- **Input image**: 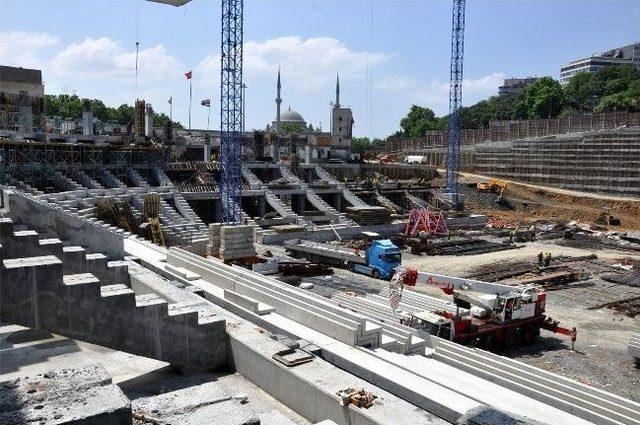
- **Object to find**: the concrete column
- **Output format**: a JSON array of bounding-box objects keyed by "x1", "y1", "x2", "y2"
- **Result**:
[
  {"x1": 334, "y1": 193, "x2": 342, "y2": 212},
  {"x1": 258, "y1": 196, "x2": 266, "y2": 217},
  {"x1": 145, "y1": 103, "x2": 154, "y2": 137},
  {"x1": 18, "y1": 92, "x2": 33, "y2": 133},
  {"x1": 82, "y1": 100, "x2": 93, "y2": 136}
]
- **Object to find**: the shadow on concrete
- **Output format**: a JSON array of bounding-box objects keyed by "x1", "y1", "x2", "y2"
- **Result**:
[
  {"x1": 501, "y1": 336, "x2": 571, "y2": 359},
  {"x1": 118, "y1": 364, "x2": 235, "y2": 400},
  {"x1": 0, "y1": 337, "x2": 81, "y2": 374},
  {"x1": 2, "y1": 328, "x2": 55, "y2": 347}
]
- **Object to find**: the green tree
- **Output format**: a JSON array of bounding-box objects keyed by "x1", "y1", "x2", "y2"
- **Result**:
[
  {"x1": 351, "y1": 137, "x2": 371, "y2": 155},
  {"x1": 44, "y1": 95, "x2": 61, "y2": 116},
  {"x1": 524, "y1": 77, "x2": 564, "y2": 119},
  {"x1": 399, "y1": 105, "x2": 447, "y2": 137},
  {"x1": 279, "y1": 122, "x2": 306, "y2": 134}
]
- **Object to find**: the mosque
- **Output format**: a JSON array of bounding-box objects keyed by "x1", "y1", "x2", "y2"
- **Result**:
[{"x1": 264, "y1": 69, "x2": 354, "y2": 162}]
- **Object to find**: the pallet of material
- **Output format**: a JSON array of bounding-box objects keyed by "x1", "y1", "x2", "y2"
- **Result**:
[
  {"x1": 270, "y1": 224, "x2": 306, "y2": 233},
  {"x1": 346, "y1": 206, "x2": 391, "y2": 225},
  {"x1": 219, "y1": 225, "x2": 256, "y2": 260}
]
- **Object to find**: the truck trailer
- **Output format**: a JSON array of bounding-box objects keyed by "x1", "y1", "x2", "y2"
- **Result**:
[{"x1": 284, "y1": 238, "x2": 401, "y2": 280}]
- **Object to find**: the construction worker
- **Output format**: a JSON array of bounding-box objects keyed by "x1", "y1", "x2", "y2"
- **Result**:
[
  {"x1": 544, "y1": 252, "x2": 552, "y2": 267},
  {"x1": 538, "y1": 252, "x2": 544, "y2": 266}
]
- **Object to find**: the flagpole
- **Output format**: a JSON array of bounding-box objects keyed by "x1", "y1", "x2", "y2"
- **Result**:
[{"x1": 188, "y1": 79, "x2": 192, "y2": 130}]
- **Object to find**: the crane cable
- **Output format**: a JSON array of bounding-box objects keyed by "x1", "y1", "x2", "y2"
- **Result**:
[{"x1": 135, "y1": 0, "x2": 141, "y2": 100}]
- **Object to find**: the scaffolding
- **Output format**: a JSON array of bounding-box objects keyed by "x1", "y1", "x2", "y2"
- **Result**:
[{"x1": 0, "y1": 139, "x2": 167, "y2": 189}]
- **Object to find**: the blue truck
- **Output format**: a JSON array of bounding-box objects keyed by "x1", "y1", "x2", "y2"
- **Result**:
[{"x1": 283, "y1": 238, "x2": 401, "y2": 280}]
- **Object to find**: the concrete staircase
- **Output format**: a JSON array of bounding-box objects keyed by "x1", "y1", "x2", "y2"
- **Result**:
[
  {"x1": 305, "y1": 189, "x2": 358, "y2": 226},
  {"x1": 153, "y1": 167, "x2": 174, "y2": 187},
  {"x1": 99, "y1": 170, "x2": 127, "y2": 188},
  {"x1": 54, "y1": 171, "x2": 84, "y2": 192},
  {"x1": 241, "y1": 165, "x2": 264, "y2": 189},
  {"x1": 0, "y1": 218, "x2": 226, "y2": 372},
  {"x1": 265, "y1": 189, "x2": 307, "y2": 225},
  {"x1": 127, "y1": 168, "x2": 150, "y2": 188},
  {"x1": 375, "y1": 191, "x2": 403, "y2": 213},
  {"x1": 279, "y1": 164, "x2": 305, "y2": 186},
  {"x1": 315, "y1": 166, "x2": 368, "y2": 207},
  {"x1": 70, "y1": 170, "x2": 104, "y2": 189}
]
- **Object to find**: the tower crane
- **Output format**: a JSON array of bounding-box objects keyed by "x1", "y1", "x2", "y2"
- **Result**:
[
  {"x1": 445, "y1": 0, "x2": 466, "y2": 208},
  {"x1": 148, "y1": 0, "x2": 244, "y2": 224}
]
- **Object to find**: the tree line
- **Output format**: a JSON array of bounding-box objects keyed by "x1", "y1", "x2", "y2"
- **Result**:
[
  {"x1": 44, "y1": 94, "x2": 182, "y2": 129},
  {"x1": 396, "y1": 64, "x2": 640, "y2": 137}
]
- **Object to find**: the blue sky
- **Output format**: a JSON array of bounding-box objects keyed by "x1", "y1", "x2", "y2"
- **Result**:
[{"x1": 1, "y1": 0, "x2": 639, "y2": 137}]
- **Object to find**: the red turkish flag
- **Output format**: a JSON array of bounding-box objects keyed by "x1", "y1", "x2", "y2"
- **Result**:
[{"x1": 184, "y1": 70, "x2": 192, "y2": 79}]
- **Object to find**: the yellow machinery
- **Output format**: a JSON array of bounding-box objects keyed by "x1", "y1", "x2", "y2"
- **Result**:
[
  {"x1": 477, "y1": 179, "x2": 507, "y2": 197},
  {"x1": 143, "y1": 194, "x2": 165, "y2": 246}
]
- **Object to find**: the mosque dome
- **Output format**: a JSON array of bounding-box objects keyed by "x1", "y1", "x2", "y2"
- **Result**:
[{"x1": 276, "y1": 107, "x2": 306, "y2": 124}]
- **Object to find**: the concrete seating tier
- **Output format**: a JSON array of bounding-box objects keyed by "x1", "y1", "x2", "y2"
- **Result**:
[
  {"x1": 472, "y1": 130, "x2": 640, "y2": 196},
  {"x1": 0, "y1": 219, "x2": 226, "y2": 371},
  {"x1": 432, "y1": 339, "x2": 640, "y2": 425},
  {"x1": 166, "y1": 247, "x2": 385, "y2": 349}
]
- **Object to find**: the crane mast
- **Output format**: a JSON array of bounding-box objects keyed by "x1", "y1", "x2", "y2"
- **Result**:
[
  {"x1": 220, "y1": 0, "x2": 244, "y2": 223},
  {"x1": 445, "y1": 0, "x2": 466, "y2": 208}
]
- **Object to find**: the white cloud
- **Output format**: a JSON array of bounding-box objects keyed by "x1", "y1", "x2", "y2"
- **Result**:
[
  {"x1": 376, "y1": 72, "x2": 505, "y2": 114},
  {"x1": 0, "y1": 31, "x2": 58, "y2": 69},
  {"x1": 50, "y1": 37, "x2": 182, "y2": 82},
  {"x1": 196, "y1": 36, "x2": 389, "y2": 91}
]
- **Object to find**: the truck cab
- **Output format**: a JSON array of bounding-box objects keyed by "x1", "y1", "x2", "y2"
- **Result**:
[{"x1": 364, "y1": 239, "x2": 401, "y2": 280}]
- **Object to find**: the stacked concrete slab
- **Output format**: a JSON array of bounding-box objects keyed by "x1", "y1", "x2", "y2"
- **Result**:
[
  {"x1": 219, "y1": 225, "x2": 257, "y2": 260},
  {"x1": 330, "y1": 292, "x2": 427, "y2": 354},
  {"x1": 432, "y1": 339, "x2": 640, "y2": 425},
  {"x1": 208, "y1": 223, "x2": 221, "y2": 256},
  {"x1": 166, "y1": 247, "x2": 384, "y2": 349},
  {"x1": 0, "y1": 364, "x2": 131, "y2": 424},
  {"x1": 0, "y1": 218, "x2": 227, "y2": 371}
]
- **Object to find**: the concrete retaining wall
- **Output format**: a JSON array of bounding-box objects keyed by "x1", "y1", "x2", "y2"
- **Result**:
[
  {"x1": 2, "y1": 188, "x2": 125, "y2": 259},
  {"x1": 0, "y1": 219, "x2": 227, "y2": 371}
]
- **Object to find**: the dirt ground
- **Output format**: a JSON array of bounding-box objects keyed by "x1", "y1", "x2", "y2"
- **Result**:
[{"x1": 435, "y1": 171, "x2": 640, "y2": 230}]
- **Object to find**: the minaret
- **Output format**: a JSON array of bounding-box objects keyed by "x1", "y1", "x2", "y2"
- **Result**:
[
  {"x1": 335, "y1": 72, "x2": 340, "y2": 109},
  {"x1": 275, "y1": 67, "x2": 282, "y2": 160},
  {"x1": 275, "y1": 67, "x2": 282, "y2": 133}
]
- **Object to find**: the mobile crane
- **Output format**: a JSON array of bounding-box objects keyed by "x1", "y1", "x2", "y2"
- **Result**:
[{"x1": 401, "y1": 271, "x2": 577, "y2": 351}]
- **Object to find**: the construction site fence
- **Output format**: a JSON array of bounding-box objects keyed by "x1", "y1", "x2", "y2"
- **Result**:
[{"x1": 382, "y1": 111, "x2": 640, "y2": 153}]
